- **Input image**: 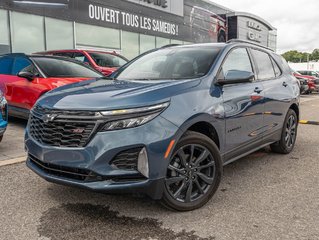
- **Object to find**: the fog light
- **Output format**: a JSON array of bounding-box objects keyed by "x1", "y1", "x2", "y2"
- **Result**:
[{"x1": 137, "y1": 147, "x2": 149, "y2": 178}]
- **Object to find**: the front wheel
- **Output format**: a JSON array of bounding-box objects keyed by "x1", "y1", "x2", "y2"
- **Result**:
[
  {"x1": 161, "y1": 131, "x2": 222, "y2": 211},
  {"x1": 270, "y1": 109, "x2": 298, "y2": 154}
]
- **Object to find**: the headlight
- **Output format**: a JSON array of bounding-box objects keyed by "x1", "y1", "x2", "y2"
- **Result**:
[{"x1": 100, "y1": 102, "x2": 169, "y2": 131}]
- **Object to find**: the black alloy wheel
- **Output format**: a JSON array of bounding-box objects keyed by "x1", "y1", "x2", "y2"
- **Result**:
[
  {"x1": 285, "y1": 115, "x2": 297, "y2": 149},
  {"x1": 271, "y1": 109, "x2": 298, "y2": 154},
  {"x1": 161, "y1": 131, "x2": 222, "y2": 211}
]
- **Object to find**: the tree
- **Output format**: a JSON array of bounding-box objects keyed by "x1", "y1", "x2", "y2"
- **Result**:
[
  {"x1": 311, "y1": 49, "x2": 319, "y2": 61},
  {"x1": 282, "y1": 49, "x2": 319, "y2": 63},
  {"x1": 282, "y1": 50, "x2": 308, "y2": 63}
]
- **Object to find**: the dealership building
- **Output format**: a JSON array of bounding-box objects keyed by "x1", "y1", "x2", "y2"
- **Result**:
[{"x1": 0, "y1": 0, "x2": 277, "y2": 59}]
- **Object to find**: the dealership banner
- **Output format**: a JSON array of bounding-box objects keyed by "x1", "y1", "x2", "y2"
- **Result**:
[
  {"x1": 85, "y1": 2, "x2": 179, "y2": 36},
  {"x1": 1, "y1": 0, "x2": 233, "y2": 42}
]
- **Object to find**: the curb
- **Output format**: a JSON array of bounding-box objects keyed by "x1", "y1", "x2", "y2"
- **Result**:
[
  {"x1": 0, "y1": 156, "x2": 26, "y2": 167},
  {"x1": 299, "y1": 120, "x2": 319, "y2": 125}
]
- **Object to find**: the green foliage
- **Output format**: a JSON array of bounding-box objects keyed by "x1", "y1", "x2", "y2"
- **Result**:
[{"x1": 282, "y1": 49, "x2": 319, "y2": 63}]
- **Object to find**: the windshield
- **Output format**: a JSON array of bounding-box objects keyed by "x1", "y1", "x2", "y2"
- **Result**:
[
  {"x1": 32, "y1": 57, "x2": 103, "y2": 78},
  {"x1": 89, "y1": 52, "x2": 127, "y2": 68},
  {"x1": 116, "y1": 46, "x2": 221, "y2": 80}
]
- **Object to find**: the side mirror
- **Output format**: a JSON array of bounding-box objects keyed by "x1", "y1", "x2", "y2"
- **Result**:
[
  {"x1": 217, "y1": 70, "x2": 255, "y2": 85},
  {"x1": 17, "y1": 71, "x2": 35, "y2": 81}
]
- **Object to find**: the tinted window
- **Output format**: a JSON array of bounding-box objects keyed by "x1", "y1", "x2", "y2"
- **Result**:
[
  {"x1": 31, "y1": 57, "x2": 103, "y2": 78},
  {"x1": 88, "y1": 52, "x2": 127, "y2": 68},
  {"x1": 251, "y1": 49, "x2": 275, "y2": 80},
  {"x1": 73, "y1": 52, "x2": 90, "y2": 64},
  {"x1": 221, "y1": 48, "x2": 253, "y2": 77},
  {"x1": 270, "y1": 57, "x2": 281, "y2": 77},
  {"x1": 116, "y1": 47, "x2": 221, "y2": 80},
  {"x1": 53, "y1": 52, "x2": 74, "y2": 58},
  {"x1": 0, "y1": 57, "x2": 13, "y2": 74},
  {"x1": 12, "y1": 57, "x2": 32, "y2": 75}
]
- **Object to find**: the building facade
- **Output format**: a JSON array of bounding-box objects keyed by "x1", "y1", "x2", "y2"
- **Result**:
[{"x1": 0, "y1": 0, "x2": 277, "y2": 59}]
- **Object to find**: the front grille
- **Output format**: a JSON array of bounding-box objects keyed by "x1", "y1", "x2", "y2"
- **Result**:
[
  {"x1": 29, "y1": 106, "x2": 98, "y2": 148},
  {"x1": 110, "y1": 148, "x2": 143, "y2": 170},
  {"x1": 29, "y1": 154, "x2": 101, "y2": 182}
]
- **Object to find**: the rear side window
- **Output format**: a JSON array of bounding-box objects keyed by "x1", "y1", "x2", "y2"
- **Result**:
[
  {"x1": 251, "y1": 49, "x2": 275, "y2": 80},
  {"x1": 0, "y1": 57, "x2": 13, "y2": 75},
  {"x1": 270, "y1": 58, "x2": 281, "y2": 77},
  {"x1": 12, "y1": 57, "x2": 32, "y2": 75},
  {"x1": 221, "y1": 48, "x2": 253, "y2": 77}
]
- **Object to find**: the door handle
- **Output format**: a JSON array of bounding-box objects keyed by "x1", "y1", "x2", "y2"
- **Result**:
[
  {"x1": 254, "y1": 87, "x2": 263, "y2": 94},
  {"x1": 282, "y1": 82, "x2": 288, "y2": 87}
]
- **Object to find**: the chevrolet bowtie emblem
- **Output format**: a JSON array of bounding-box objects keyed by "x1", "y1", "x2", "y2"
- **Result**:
[{"x1": 41, "y1": 114, "x2": 57, "y2": 123}]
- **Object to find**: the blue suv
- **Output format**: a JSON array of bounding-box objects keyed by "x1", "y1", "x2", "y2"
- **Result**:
[
  {"x1": 26, "y1": 41, "x2": 300, "y2": 211},
  {"x1": 0, "y1": 90, "x2": 8, "y2": 143}
]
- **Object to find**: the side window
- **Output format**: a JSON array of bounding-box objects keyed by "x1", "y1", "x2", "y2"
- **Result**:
[
  {"x1": 12, "y1": 57, "x2": 33, "y2": 75},
  {"x1": 251, "y1": 49, "x2": 276, "y2": 80},
  {"x1": 53, "y1": 52, "x2": 74, "y2": 58},
  {"x1": 270, "y1": 57, "x2": 282, "y2": 78},
  {"x1": 221, "y1": 48, "x2": 253, "y2": 77},
  {"x1": 0, "y1": 57, "x2": 14, "y2": 75},
  {"x1": 73, "y1": 53, "x2": 90, "y2": 65}
]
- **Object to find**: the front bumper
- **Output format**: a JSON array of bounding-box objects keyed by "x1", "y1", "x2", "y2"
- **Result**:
[
  {"x1": 26, "y1": 157, "x2": 165, "y2": 198},
  {"x1": 25, "y1": 116, "x2": 179, "y2": 199}
]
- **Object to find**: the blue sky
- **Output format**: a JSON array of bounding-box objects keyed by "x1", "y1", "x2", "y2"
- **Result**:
[{"x1": 211, "y1": 0, "x2": 319, "y2": 53}]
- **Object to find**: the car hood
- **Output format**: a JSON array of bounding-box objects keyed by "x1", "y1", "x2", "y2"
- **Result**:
[
  {"x1": 37, "y1": 78, "x2": 201, "y2": 110},
  {"x1": 43, "y1": 77, "x2": 93, "y2": 89}
]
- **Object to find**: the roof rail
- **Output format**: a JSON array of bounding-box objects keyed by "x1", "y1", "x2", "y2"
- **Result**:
[{"x1": 227, "y1": 39, "x2": 274, "y2": 52}]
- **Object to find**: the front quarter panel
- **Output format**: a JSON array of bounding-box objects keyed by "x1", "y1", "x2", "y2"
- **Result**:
[{"x1": 160, "y1": 80, "x2": 225, "y2": 153}]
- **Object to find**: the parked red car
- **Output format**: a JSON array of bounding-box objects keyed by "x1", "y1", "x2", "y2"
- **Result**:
[
  {"x1": 293, "y1": 71, "x2": 318, "y2": 93},
  {"x1": 37, "y1": 49, "x2": 128, "y2": 76},
  {"x1": 0, "y1": 54, "x2": 103, "y2": 118}
]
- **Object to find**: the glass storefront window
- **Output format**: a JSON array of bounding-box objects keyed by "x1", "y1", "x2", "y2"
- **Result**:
[
  {"x1": 171, "y1": 39, "x2": 183, "y2": 45},
  {"x1": 76, "y1": 23, "x2": 120, "y2": 49},
  {"x1": 121, "y1": 31, "x2": 139, "y2": 60},
  {"x1": 140, "y1": 34, "x2": 155, "y2": 54},
  {"x1": 11, "y1": 12, "x2": 45, "y2": 54},
  {"x1": 45, "y1": 17, "x2": 74, "y2": 50},
  {"x1": 0, "y1": 9, "x2": 10, "y2": 54},
  {"x1": 156, "y1": 37, "x2": 170, "y2": 48}
]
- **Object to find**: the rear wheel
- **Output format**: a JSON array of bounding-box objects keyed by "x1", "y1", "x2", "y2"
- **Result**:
[
  {"x1": 161, "y1": 131, "x2": 222, "y2": 211},
  {"x1": 271, "y1": 109, "x2": 298, "y2": 154}
]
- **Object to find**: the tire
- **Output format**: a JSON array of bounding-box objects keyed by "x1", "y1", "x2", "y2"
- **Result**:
[
  {"x1": 161, "y1": 131, "x2": 222, "y2": 211},
  {"x1": 0, "y1": 135, "x2": 2, "y2": 142},
  {"x1": 270, "y1": 109, "x2": 298, "y2": 154}
]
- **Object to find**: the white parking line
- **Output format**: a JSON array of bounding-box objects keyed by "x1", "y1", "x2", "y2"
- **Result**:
[{"x1": 0, "y1": 156, "x2": 26, "y2": 167}]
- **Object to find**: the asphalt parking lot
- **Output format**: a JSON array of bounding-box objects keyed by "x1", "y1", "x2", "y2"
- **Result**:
[{"x1": 0, "y1": 94, "x2": 319, "y2": 240}]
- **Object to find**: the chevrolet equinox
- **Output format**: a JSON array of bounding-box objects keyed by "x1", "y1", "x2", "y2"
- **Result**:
[{"x1": 26, "y1": 41, "x2": 300, "y2": 211}]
